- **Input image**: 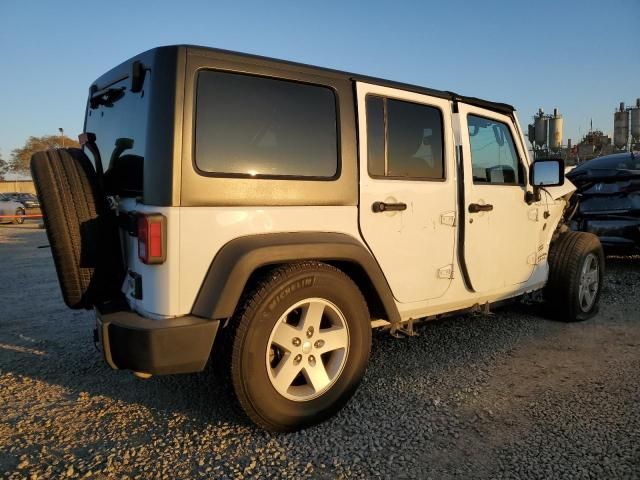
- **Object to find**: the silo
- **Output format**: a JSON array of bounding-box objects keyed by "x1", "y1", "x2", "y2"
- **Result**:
[
  {"x1": 614, "y1": 102, "x2": 629, "y2": 149},
  {"x1": 548, "y1": 108, "x2": 563, "y2": 150},
  {"x1": 534, "y1": 109, "x2": 548, "y2": 146},
  {"x1": 630, "y1": 98, "x2": 640, "y2": 142}
]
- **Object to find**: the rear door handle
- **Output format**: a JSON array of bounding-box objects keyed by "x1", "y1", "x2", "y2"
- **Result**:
[
  {"x1": 372, "y1": 201, "x2": 407, "y2": 213},
  {"x1": 468, "y1": 203, "x2": 493, "y2": 213}
]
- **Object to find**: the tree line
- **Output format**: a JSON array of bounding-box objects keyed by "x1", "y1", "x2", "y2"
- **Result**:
[{"x1": 0, "y1": 135, "x2": 80, "y2": 180}]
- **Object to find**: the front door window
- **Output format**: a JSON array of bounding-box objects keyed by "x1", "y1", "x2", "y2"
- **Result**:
[{"x1": 467, "y1": 115, "x2": 523, "y2": 185}]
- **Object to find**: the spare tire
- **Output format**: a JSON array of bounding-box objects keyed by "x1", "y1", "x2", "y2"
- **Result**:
[{"x1": 31, "y1": 148, "x2": 124, "y2": 309}]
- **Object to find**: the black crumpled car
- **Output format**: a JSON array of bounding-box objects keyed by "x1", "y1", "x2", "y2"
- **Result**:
[{"x1": 567, "y1": 152, "x2": 640, "y2": 253}]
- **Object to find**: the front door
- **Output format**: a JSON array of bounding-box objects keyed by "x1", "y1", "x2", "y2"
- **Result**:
[
  {"x1": 357, "y1": 83, "x2": 457, "y2": 303},
  {"x1": 457, "y1": 103, "x2": 540, "y2": 293}
]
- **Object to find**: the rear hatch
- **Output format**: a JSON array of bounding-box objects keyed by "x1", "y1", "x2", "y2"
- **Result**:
[{"x1": 82, "y1": 47, "x2": 182, "y2": 317}]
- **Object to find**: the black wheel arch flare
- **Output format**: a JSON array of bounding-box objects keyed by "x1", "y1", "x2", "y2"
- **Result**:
[{"x1": 191, "y1": 232, "x2": 401, "y2": 325}]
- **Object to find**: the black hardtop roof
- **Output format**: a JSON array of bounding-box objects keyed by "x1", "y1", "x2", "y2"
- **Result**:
[{"x1": 92, "y1": 44, "x2": 516, "y2": 114}]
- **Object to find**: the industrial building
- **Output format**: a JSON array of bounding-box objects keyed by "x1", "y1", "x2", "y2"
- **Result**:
[{"x1": 528, "y1": 98, "x2": 640, "y2": 165}]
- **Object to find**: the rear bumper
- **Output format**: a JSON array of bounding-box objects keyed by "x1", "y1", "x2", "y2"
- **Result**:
[{"x1": 95, "y1": 303, "x2": 220, "y2": 375}]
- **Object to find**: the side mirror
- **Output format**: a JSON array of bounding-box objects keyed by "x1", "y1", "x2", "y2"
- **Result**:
[{"x1": 530, "y1": 159, "x2": 564, "y2": 187}]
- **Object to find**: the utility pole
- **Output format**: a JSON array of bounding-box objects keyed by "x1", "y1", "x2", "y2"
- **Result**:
[{"x1": 58, "y1": 127, "x2": 64, "y2": 148}]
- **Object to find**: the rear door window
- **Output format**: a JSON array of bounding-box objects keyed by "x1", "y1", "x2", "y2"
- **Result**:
[
  {"x1": 366, "y1": 95, "x2": 444, "y2": 180},
  {"x1": 195, "y1": 71, "x2": 339, "y2": 179}
]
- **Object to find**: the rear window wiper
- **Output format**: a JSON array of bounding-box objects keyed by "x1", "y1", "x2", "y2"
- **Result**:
[{"x1": 89, "y1": 86, "x2": 126, "y2": 109}]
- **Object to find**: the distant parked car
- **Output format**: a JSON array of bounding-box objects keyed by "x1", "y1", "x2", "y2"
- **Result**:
[
  {"x1": 567, "y1": 152, "x2": 640, "y2": 253},
  {"x1": 4, "y1": 192, "x2": 40, "y2": 209},
  {"x1": 0, "y1": 193, "x2": 26, "y2": 224}
]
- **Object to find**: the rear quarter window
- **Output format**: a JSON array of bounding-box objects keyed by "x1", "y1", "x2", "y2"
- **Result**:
[{"x1": 194, "y1": 70, "x2": 339, "y2": 179}]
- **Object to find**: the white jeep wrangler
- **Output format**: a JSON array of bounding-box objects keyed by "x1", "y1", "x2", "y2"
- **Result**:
[{"x1": 32, "y1": 45, "x2": 604, "y2": 432}]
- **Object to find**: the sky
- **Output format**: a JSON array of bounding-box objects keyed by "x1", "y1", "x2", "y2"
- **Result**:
[{"x1": 1, "y1": 0, "x2": 638, "y2": 165}]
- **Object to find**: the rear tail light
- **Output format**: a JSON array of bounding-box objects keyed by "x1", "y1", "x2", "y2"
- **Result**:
[{"x1": 137, "y1": 213, "x2": 166, "y2": 264}]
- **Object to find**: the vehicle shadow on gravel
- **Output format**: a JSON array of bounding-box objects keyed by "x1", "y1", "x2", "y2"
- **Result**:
[
  {"x1": 0, "y1": 337, "x2": 251, "y2": 426},
  {"x1": 0, "y1": 302, "x2": 555, "y2": 427}
]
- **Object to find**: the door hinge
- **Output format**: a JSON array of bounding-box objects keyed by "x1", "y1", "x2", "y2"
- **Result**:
[
  {"x1": 528, "y1": 208, "x2": 539, "y2": 222},
  {"x1": 438, "y1": 264, "x2": 454, "y2": 279},
  {"x1": 527, "y1": 252, "x2": 538, "y2": 265},
  {"x1": 440, "y1": 211, "x2": 456, "y2": 226}
]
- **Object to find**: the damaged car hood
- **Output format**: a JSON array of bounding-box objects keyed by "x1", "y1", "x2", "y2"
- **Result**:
[{"x1": 568, "y1": 168, "x2": 640, "y2": 215}]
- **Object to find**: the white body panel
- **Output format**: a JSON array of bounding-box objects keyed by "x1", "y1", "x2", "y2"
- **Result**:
[
  {"x1": 356, "y1": 83, "x2": 457, "y2": 303},
  {"x1": 395, "y1": 197, "x2": 566, "y2": 321},
  {"x1": 119, "y1": 198, "x2": 182, "y2": 319},
  {"x1": 178, "y1": 206, "x2": 362, "y2": 315},
  {"x1": 119, "y1": 202, "x2": 363, "y2": 318}
]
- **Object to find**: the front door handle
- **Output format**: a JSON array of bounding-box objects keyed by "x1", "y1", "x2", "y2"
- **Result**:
[
  {"x1": 468, "y1": 203, "x2": 493, "y2": 213},
  {"x1": 372, "y1": 201, "x2": 407, "y2": 213}
]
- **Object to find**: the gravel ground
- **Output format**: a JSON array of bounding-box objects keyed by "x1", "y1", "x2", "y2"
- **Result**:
[{"x1": 0, "y1": 224, "x2": 639, "y2": 479}]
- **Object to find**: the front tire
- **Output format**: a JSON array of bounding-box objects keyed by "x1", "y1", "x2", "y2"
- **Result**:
[
  {"x1": 229, "y1": 262, "x2": 371, "y2": 432},
  {"x1": 545, "y1": 231, "x2": 604, "y2": 321}
]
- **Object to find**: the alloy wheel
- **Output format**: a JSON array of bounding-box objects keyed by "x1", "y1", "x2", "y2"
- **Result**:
[{"x1": 265, "y1": 298, "x2": 350, "y2": 402}]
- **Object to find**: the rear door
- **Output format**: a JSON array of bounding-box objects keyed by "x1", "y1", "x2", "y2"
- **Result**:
[
  {"x1": 457, "y1": 103, "x2": 539, "y2": 293},
  {"x1": 356, "y1": 83, "x2": 457, "y2": 303}
]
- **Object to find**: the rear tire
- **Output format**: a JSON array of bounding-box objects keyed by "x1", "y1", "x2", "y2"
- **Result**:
[
  {"x1": 545, "y1": 231, "x2": 604, "y2": 322},
  {"x1": 12, "y1": 208, "x2": 25, "y2": 225},
  {"x1": 30, "y1": 148, "x2": 124, "y2": 309},
  {"x1": 228, "y1": 262, "x2": 371, "y2": 432}
]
